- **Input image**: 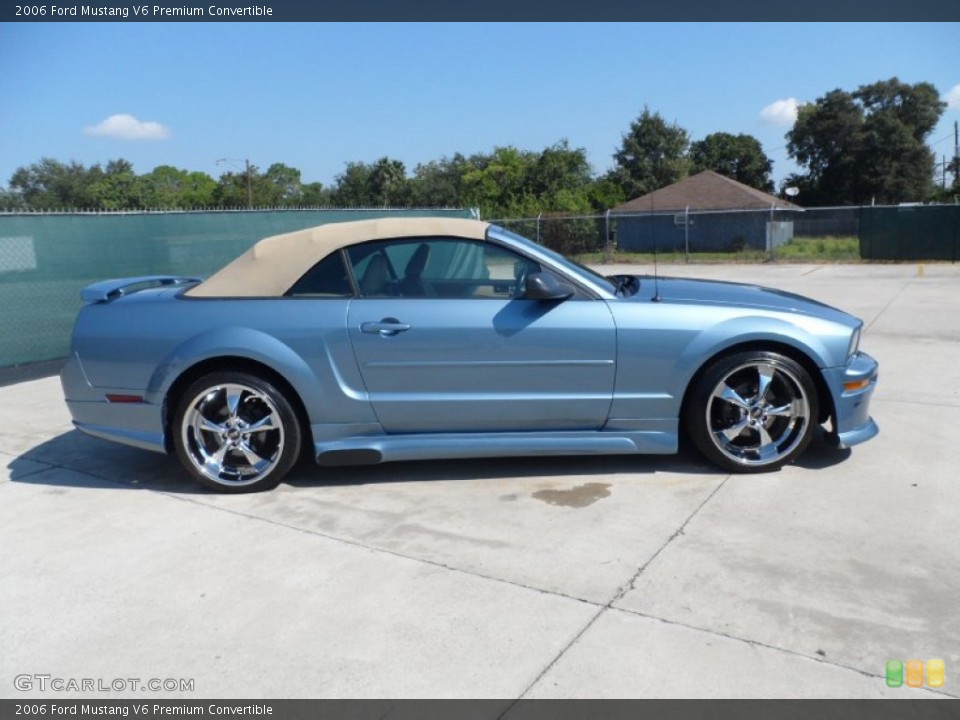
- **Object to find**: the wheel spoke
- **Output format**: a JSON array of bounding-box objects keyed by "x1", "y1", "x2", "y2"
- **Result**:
[
  {"x1": 245, "y1": 415, "x2": 277, "y2": 433},
  {"x1": 767, "y1": 399, "x2": 805, "y2": 418},
  {"x1": 756, "y1": 426, "x2": 778, "y2": 461},
  {"x1": 717, "y1": 417, "x2": 750, "y2": 442},
  {"x1": 756, "y1": 365, "x2": 776, "y2": 402},
  {"x1": 714, "y1": 382, "x2": 749, "y2": 410},
  {"x1": 237, "y1": 441, "x2": 270, "y2": 468},
  {"x1": 224, "y1": 388, "x2": 243, "y2": 421},
  {"x1": 197, "y1": 416, "x2": 226, "y2": 434},
  {"x1": 205, "y1": 443, "x2": 229, "y2": 472}
]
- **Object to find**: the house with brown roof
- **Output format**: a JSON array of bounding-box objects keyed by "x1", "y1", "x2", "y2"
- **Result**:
[{"x1": 612, "y1": 170, "x2": 801, "y2": 253}]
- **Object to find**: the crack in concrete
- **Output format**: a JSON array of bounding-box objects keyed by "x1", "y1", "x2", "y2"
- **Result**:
[
  {"x1": 864, "y1": 276, "x2": 917, "y2": 334},
  {"x1": 1, "y1": 451, "x2": 59, "y2": 482},
  {"x1": 502, "y1": 474, "x2": 733, "y2": 709},
  {"x1": 167, "y1": 489, "x2": 600, "y2": 607},
  {"x1": 872, "y1": 397, "x2": 960, "y2": 409},
  {"x1": 616, "y1": 475, "x2": 731, "y2": 600},
  {"x1": 610, "y1": 606, "x2": 958, "y2": 699}
]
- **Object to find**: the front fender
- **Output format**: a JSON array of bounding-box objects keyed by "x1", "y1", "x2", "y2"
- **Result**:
[
  {"x1": 674, "y1": 315, "x2": 835, "y2": 389},
  {"x1": 609, "y1": 304, "x2": 849, "y2": 422}
]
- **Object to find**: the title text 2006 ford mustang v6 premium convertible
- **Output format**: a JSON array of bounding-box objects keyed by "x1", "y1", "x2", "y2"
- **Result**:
[{"x1": 61, "y1": 218, "x2": 878, "y2": 492}]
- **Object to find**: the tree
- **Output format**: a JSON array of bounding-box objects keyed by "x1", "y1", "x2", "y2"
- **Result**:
[
  {"x1": 690, "y1": 132, "x2": 774, "y2": 192},
  {"x1": 0, "y1": 186, "x2": 25, "y2": 209},
  {"x1": 584, "y1": 177, "x2": 626, "y2": 212},
  {"x1": 301, "y1": 182, "x2": 330, "y2": 206},
  {"x1": 854, "y1": 79, "x2": 944, "y2": 204},
  {"x1": 263, "y1": 163, "x2": 303, "y2": 206},
  {"x1": 213, "y1": 169, "x2": 254, "y2": 207},
  {"x1": 368, "y1": 157, "x2": 408, "y2": 206},
  {"x1": 528, "y1": 140, "x2": 593, "y2": 198},
  {"x1": 89, "y1": 159, "x2": 151, "y2": 210},
  {"x1": 460, "y1": 146, "x2": 536, "y2": 216},
  {"x1": 610, "y1": 107, "x2": 691, "y2": 199},
  {"x1": 144, "y1": 165, "x2": 191, "y2": 207},
  {"x1": 330, "y1": 162, "x2": 375, "y2": 206},
  {"x1": 179, "y1": 171, "x2": 217, "y2": 207},
  {"x1": 8, "y1": 158, "x2": 103, "y2": 209},
  {"x1": 787, "y1": 78, "x2": 946, "y2": 205},
  {"x1": 409, "y1": 155, "x2": 468, "y2": 207}
]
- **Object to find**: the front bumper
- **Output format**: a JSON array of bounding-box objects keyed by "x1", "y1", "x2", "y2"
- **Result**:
[{"x1": 822, "y1": 350, "x2": 879, "y2": 449}]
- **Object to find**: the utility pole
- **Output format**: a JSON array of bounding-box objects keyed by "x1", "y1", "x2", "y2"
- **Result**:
[
  {"x1": 215, "y1": 158, "x2": 254, "y2": 209},
  {"x1": 954, "y1": 120, "x2": 959, "y2": 187},
  {"x1": 245, "y1": 159, "x2": 253, "y2": 210}
]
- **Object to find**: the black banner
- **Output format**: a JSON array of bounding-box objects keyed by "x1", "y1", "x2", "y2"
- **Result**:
[
  {"x1": 1, "y1": 700, "x2": 958, "y2": 720},
  {"x1": 3, "y1": 1, "x2": 959, "y2": 21}
]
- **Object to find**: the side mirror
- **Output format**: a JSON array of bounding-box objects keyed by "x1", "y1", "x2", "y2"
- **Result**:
[{"x1": 524, "y1": 272, "x2": 574, "y2": 301}]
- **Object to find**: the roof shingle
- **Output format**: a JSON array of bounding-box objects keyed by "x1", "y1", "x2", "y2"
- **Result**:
[{"x1": 612, "y1": 170, "x2": 799, "y2": 213}]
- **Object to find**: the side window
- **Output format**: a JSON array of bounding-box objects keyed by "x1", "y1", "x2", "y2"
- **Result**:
[
  {"x1": 287, "y1": 252, "x2": 353, "y2": 297},
  {"x1": 347, "y1": 238, "x2": 540, "y2": 299}
]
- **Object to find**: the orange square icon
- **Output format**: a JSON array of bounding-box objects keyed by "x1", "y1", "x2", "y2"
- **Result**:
[
  {"x1": 906, "y1": 659, "x2": 924, "y2": 687},
  {"x1": 927, "y1": 659, "x2": 945, "y2": 688}
]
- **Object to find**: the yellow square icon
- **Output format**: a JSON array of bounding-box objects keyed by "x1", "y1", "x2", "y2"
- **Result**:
[
  {"x1": 906, "y1": 659, "x2": 924, "y2": 687},
  {"x1": 926, "y1": 659, "x2": 945, "y2": 688}
]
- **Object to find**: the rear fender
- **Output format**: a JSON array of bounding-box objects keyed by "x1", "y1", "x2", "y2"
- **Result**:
[{"x1": 145, "y1": 327, "x2": 376, "y2": 427}]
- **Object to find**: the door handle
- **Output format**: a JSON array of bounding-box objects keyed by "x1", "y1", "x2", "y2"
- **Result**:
[{"x1": 360, "y1": 318, "x2": 411, "y2": 336}]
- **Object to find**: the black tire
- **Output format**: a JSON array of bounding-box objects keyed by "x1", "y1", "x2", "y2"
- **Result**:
[
  {"x1": 173, "y1": 371, "x2": 302, "y2": 493},
  {"x1": 684, "y1": 350, "x2": 819, "y2": 473}
]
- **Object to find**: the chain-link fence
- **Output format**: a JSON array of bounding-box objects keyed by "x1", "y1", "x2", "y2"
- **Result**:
[
  {"x1": 0, "y1": 208, "x2": 476, "y2": 368},
  {"x1": 489, "y1": 204, "x2": 959, "y2": 263},
  {"x1": 3, "y1": 204, "x2": 956, "y2": 369}
]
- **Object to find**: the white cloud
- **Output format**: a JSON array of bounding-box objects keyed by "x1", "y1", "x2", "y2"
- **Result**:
[
  {"x1": 84, "y1": 114, "x2": 170, "y2": 140},
  {"x1": 759, "y1": 98, "x2": 800, "y2": 126},
  {"x1": 945, "y1": 84, "x2": 960, "y2": 109}
]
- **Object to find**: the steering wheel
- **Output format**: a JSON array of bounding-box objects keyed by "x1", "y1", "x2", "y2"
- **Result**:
[{"x1": 513, "y1": 261, "x2": 530, "y2": 298}]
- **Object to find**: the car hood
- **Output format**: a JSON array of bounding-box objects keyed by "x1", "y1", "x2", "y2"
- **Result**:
[{"x1": 629, "y1": 276, "x2": 854, "y2": 323}]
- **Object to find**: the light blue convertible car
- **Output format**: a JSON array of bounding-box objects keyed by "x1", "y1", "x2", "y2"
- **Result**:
[{"x1": 61, "y1": 218, "x2": 878, "y2": 492}]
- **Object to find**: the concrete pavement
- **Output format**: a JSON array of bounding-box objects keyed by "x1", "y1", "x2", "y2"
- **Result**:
[{"x1": 2, "y1": 263, "x2": 957, "y2": 699}]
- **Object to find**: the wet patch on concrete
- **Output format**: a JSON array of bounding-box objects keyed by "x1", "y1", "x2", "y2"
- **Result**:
[{"x1": 532, "y1": 482, "x2": 611, "y2": 508}]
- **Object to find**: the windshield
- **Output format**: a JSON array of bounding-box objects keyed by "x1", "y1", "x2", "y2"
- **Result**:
[{"x1": 489, "y1": 226, "x2": 618, "y2": 295}]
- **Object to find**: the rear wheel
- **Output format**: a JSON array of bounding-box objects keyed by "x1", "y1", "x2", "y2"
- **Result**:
[
  {"x1": 173, "y1": 371, "x2": 301, "y2": 493},
  {"x1": 685, "y1": 351, "x2": 819, "y2": 473}
]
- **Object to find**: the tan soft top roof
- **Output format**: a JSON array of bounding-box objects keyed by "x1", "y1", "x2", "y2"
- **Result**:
[{"x1": 187, "y1": 217, "x2": 490, "y2": 297}]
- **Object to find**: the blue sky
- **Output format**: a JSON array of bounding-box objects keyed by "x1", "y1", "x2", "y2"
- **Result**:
[{"x1": 1, "y1": 22, "x2": 958, "y2": 192}]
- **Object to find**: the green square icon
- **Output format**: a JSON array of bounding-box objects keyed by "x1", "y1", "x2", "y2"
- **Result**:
[{"x1": 886, "y1": 659, "x2": 904, "y2": 687}]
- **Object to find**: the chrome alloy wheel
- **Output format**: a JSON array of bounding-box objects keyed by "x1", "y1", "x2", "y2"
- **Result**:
[
  {"x1": 706, "y1": 361, "x2": 810, "y2": 467},
  {"x1": 181, "y1": 382, "x2": 285, "y2": 487}
]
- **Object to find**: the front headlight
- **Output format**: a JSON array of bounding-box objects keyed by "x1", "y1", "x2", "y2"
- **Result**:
[{"x1": 847, "y1": 325, "x2": 861, "y2": 360}]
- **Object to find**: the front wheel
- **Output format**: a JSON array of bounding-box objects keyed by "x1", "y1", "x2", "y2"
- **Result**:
[
  {"x1": 685, "y1": 351, "x2": 819, "y2": 473},
  {"x1": 173, "y1": 371, "x2": 302, "y2": 492}
]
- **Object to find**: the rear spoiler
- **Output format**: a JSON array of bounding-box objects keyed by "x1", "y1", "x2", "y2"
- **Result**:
[{"x1": 80, "y1": 276, "x2": 203, "y2": 304}]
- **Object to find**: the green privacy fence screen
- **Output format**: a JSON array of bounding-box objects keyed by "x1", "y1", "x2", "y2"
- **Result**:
[
  {"x1": 860, "y1": 205, "x2": 960, "y2": 261},
  {"x1": 0, "y1": 208, "x2": 476, "y2": 368}
]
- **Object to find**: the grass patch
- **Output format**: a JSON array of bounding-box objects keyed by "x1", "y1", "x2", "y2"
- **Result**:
[
  {"x1": 576, "y1": 236, "x2": 861, "y2": 264},
  {"x1": 576, "y1": 250, "x2": 767, "y2": 264},
  {"x1": 775, "y1": 235, "x2": 861, "y2": 261}
]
